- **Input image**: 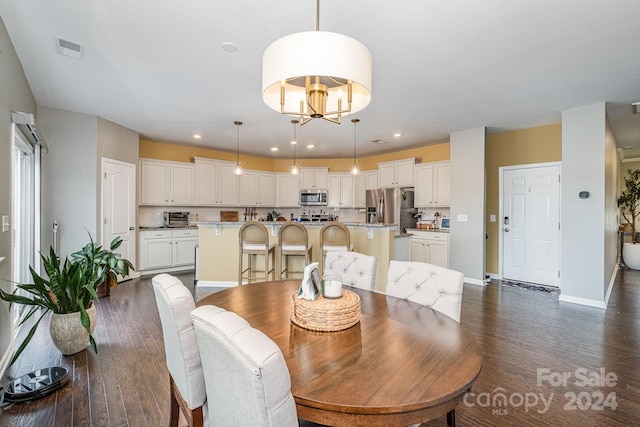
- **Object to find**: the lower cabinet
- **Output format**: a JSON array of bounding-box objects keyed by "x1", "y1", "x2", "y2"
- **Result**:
[
  {"x1": 139, "y1": 228, "x2": 198, "y2": 272},
  {"x1": 409, "y1": 231, "x2": 449, "y2": 268}
]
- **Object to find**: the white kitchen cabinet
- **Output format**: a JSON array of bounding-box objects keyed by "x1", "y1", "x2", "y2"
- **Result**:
[
  {"x1": 414, "y1": 161, "x2": 450, "y2": 207},
  {"x1": 353, "y1": 170, "x2": 378, "y2": 208},
  {"x1": 277, "y1": 173, "x2": 300, "y2": 207},
  {"x1": 194, "y1": 157, "x2": 238, "y2": 206},
  {"x1": 258, "y1": 172, "x2": 276, "y2": 206},
  {"x1": 409, "y1": 231, "x2": 449, "y2": 268},
  {"x1": 365, "y1": 170, "x2": 378, "y2": 190},
  {"x1": 378, "y1": 158, "x2": 415, "y2": 188},
  {"x1": 301, "y1": 167, "x2": 329, "y2": 189},
  {"x1": 238, "y1": 171, "x2": 276, "y2": 206},
  {"x1": 172, "y1": 229, "x2": 199, "y2": 267},
  {"x1": 140, "y1": 159, "x2": 194, "y2": 205},
  {"x1": 328, "y1": 173, "x2": 354, "y2": 207},
  {"x1": 139, "y1": 228, "x2": 198, "y2": 272}
]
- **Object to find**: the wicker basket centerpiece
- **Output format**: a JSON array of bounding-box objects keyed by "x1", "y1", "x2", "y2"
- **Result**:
[{"x1": 290, "y1": 290, "x2": 361, "y2": 332}]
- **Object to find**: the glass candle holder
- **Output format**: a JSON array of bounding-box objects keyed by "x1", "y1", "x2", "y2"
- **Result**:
[{"x1": 322, "y1": 276, "x2": 343, "y2": 299}]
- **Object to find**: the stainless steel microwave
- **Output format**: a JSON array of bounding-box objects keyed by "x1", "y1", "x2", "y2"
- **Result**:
[{"x1": 300, "y1": 189, "x2": 328, "y2": 206}]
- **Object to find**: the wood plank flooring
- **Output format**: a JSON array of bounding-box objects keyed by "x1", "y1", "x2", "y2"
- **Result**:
[{"x1": 1, "y1": 269, "x2": 639, "y2": 426}]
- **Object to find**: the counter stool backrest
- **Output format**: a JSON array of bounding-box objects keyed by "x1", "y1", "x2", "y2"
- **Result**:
[
  {"x1": 324, "y1": 251, "x2": 377, "y2": 291},
  {"x1": 320, "y1": 222, "x2": 350, "y2": 250},
  {"x1": 240, "y1": 221, "x2": 269, "y2": 247},
  {"x1": 191, "y1": 306, "x2": 298, "y2": 427},
  {"x1": 386, "y1": 261, "x2": 464, "y2": 323},
  {"x1": 279, "y1": 222, "x2": 309, "y2": 248}
]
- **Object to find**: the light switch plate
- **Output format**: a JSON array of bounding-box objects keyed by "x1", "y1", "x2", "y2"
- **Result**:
[
  {"x1": 2, "y1": 215, "x2": 9, "y2": 232},
  {"x1": 457, "y1": 214, "x2": 468, "y2": 222},
  {"x1": 490, "y1": 214, "x2": 496, "y2": 222}
]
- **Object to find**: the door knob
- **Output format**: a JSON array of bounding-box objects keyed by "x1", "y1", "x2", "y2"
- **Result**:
[
  {"x1": 129, "y1": 226, "x2": 135, "y2": 230},
  {"x1": 504, "y1": 228, "x2": 510, "y2": 232}
]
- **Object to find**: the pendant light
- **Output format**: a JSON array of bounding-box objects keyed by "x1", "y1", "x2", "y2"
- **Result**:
[
  {"x1": 234, "y1": 121, "x2": 243, "y2": 175},
  {"x1": 351, "y1": 118, "x2": 359, "y2": 175},
  {"x1": 291, "y1": 119, "x2": 299, "y2": 174},
  {"x1": 262, "y1": 0, "x2": 372, "y2": 125}
]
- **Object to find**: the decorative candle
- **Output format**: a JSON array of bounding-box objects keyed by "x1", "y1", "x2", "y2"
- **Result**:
[{"x1": 323, "y1": 278, "x2": 343, "y2": 298}]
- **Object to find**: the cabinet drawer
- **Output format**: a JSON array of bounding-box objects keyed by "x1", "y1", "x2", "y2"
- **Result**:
[
  {"x1": 426, "y1": 232, "x2": 449, "y2": 241},
  {"x1": 172, "y1": 229, "x2": 199, "y2": 238},
  {"x1": 141, "y1": 230, "x2": 173, "y2": 239}
]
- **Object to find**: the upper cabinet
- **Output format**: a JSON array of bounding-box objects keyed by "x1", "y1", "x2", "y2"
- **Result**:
[
  {"x1": 194, "y1": 157, "x2": 238, "y2": 206},
  {"x1": 238, "y1": 171, "x2": 276, "y2": 207},
  {"x1": 301, "y1": 167, "x2": 329, "y2": 189},
  {"x1": 140, "y1": 159, "x2": 194, "y2": 205},
  {"x1": 328, "y1": 173, "x2": 354, "y2": 208},
  {"x1": 414, "y1": 161, "x2": 450, "y2": 207},
  {"x1": 354, "y1": 170, "x2": 377, "y2": 208},
  {"x1": 378, "y1": 158, "x2": 415, "y2": 188},
  {"x1": 277, "y1": 173, "x2": 300, "y2": 207}
]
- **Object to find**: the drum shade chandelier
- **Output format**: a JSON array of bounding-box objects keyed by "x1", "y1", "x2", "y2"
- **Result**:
[{"x1": 262, "y1": 0, "x2": 372, "y2": 125}]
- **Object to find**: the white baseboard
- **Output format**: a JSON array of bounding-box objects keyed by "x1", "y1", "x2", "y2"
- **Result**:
[
  {"x1": 465, "y1": 277, "x2": 488, "y2": 286},
  {"x1": 558, "y1": 294, "x2": 606, "y2": 309},
  {"x1": 604, "y1": 267, "x2": 617, "y2": 307}
]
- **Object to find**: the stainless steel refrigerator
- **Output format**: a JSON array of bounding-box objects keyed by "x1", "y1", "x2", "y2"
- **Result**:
[{"x1": 366, "y1": 187, "x2": 417, "y2": 234}]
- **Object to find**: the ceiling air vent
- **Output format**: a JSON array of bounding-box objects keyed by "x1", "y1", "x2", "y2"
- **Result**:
[{"x1": 55, "y1": 36, "x2": 84, "y2": 59}]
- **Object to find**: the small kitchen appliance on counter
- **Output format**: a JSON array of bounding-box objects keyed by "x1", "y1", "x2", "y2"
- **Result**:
[{"x1": 163, "y1": 211, "x2": 189, "y2": 227}]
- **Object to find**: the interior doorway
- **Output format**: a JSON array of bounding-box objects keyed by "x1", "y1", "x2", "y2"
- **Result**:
[
  {"x1": 500, "y1": 162, "x2": 561, "y2": 287},
  {"x1": 101, "y1": 158, "x2": 138, "y2": 280}
]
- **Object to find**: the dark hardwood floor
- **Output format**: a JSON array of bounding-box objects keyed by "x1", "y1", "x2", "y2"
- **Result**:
[{"x1": 1, "y1": 268, "x2": 639, "y2": 426}]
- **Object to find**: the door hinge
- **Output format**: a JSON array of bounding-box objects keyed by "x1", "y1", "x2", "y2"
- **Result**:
[
  {"x1": 558, "y1": 270, "x2": 560, "y2": 278},
  {"x1": 104, "y1": 218, "x2": 107, "y2": 225},
  {"x1": 104, "y1": 172, "x2": 107, "y2": 179},
  {"x1": 558, "y1": 175, "x2": 561, "y2": 182},
  {"x1": 558, "y1": 222, "x2": 561, "y2": 230}
]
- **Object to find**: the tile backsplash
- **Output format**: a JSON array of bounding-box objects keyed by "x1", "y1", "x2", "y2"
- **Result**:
[{"x1": 138, "y1": 206, "x2": 367, "y2": 226}]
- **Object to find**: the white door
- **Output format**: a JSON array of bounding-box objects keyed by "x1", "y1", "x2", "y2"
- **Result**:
[
  {"x1": 102, "y1": 158, "x2": 138, "y2": 280},
  {"x1": 502, "y1": 164, "x2": 560, "y2": 286}
]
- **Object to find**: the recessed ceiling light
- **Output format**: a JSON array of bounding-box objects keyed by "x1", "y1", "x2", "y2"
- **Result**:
[
  {"x1": 393, "y1": 133, "x2": 401, "y2": 138},
  {"x1": 371, "y1": 139, "x2": 387, "y2": 144},
  {"x1": 193, "y1": 134, "x2": 202, "y2": 139},
  {"x1": 270, "y1": 147, "x2": 279, "y2": 151},
  {"x1": 222, "y1": 42, "x2": 238, "y2": 53},
  {"x1": 307, "y1": 144, "x2": 315, "y2": 149}
]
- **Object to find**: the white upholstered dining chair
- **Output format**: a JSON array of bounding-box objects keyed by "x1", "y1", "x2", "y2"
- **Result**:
[
  {"x1": 152, "y1": 273, "x2": 218, "y2": 427},
  {"x1": 323, "y1": 250, "x2": 377, "y2": 291},
  {"x1": 190, "y1": 305, "x2": 299, "y2": 427},
  {"x1": 386, "y1": 260, "x2": 464, "y2": 322},
  {"x1": 386, "y1": 261, "x2": 464, "y2": 427}
]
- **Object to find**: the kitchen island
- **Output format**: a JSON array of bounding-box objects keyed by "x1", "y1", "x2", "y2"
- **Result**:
[{"x1": 195, "y1": 221, "x2": 397, "y2": 292}]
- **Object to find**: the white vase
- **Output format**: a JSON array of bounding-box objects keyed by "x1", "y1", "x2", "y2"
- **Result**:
[
  {"x1": 623, "y1": 242, "x2": 640, "y2": 270},
  {"x1": 49, "y1": 305, "x2": 97, "y2": 355}
]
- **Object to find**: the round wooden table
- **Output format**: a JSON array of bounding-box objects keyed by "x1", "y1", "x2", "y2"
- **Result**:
[{"x1": 197, "y1": 280, "x2": 482, "y2": 426}]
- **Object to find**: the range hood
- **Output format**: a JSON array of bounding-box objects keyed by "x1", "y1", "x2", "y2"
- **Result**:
[{"x1": 11, "y1": 111, "x2": 49, "y2": 152}]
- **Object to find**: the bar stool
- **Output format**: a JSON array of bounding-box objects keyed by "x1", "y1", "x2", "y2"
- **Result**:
[
  {"x1": 238, "y1": 221, "x2": 275, "y2": 285},
  {"x1": 278, "y1": 222, "x2": 312, "y2": 279},
  {"x1": 319, "y1": 222, "x2": 352, "y2": 277}
]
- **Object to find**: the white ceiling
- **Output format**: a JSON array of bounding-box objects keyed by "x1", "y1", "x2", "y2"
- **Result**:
[{"x1": 2, "y1": 0, "x2": 640, "y2": 159}]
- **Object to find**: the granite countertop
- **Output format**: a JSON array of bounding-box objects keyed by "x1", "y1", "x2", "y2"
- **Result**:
[
  {"x1": 138, "y1": 225, "x2": 198, "y2": 230},
  {"x1": 406, "y1": 228, "x2": 450, "y2": 234},
  {"x1": 193, "y1": 221, "x2": 395, "y2": 229}
]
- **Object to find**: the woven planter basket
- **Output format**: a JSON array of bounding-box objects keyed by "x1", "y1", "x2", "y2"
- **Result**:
[{"x1": 290, "y1": 290, "x2": 361, "y2": 332}]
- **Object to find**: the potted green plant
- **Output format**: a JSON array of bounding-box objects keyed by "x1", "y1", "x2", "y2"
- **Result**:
[
  {"x1": 619, "y1": 169, "x2": 640, "y2": 269},
  {"x1": 0, "y1": 234, "x2": 133, "y2": 365}
]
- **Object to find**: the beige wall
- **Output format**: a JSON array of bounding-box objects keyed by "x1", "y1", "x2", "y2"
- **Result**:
[
  {"x1": 485, "y1": 124, "x2": 562, "y2": 274},
  {"x1": 140, "y1": 139, "x2": 451, "y2": 173}
]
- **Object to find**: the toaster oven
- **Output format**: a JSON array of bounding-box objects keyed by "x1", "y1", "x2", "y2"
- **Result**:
[{"x1": 163, "y1": 211, "x2": 190, "y2": 228}]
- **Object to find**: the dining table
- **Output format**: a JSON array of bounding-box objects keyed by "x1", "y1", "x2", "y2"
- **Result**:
[{"x1": 196, "y1": 280, "x2": 483, "y2": 427}]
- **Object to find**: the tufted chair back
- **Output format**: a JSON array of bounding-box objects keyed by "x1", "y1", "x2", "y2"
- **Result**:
[
  {"x1": 323, "y1": 251, "x2": 377, "y2": 291},
  {"x1": 191, "y1": 306, "x2": 299, "y2": 427},
  {"x1": 153, "y1": 273, "x2": 216, "y2": 426},
  {"x1": 386, "y1": 261, "x2": 464, "y2": 322}
]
